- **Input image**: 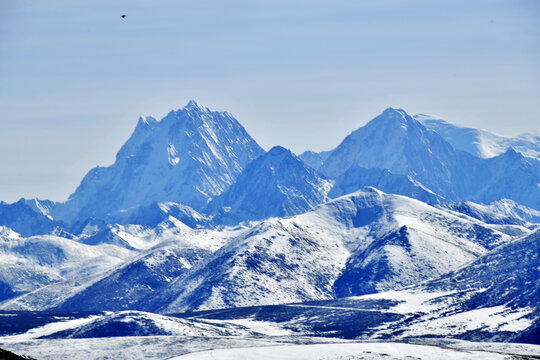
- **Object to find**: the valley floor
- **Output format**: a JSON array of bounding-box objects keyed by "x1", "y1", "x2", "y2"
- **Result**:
[{"x1": 0, "y1": 337, "x2": 539, "y2": 360}]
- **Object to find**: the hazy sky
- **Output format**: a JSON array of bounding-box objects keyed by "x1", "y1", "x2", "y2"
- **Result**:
[{"x1": 1, "y1": 0, "x2": 539, "y2": 202}]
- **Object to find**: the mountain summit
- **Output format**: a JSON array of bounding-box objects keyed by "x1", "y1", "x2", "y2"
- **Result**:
[
  {"x1": 52, "y1": 101, "x2": 264, "y2": 222},
  {"x1": 206, "y1": 146, "x2": 331, "y2": 223},
  {"x1": 318, "y1": 108, "x2": 540, "y2": 209}
]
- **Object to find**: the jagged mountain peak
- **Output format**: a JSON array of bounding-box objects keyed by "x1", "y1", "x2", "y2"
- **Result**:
[
  {"x1": 131, "y1": 101, "x2": 225, "y2": 137},
  {"x1": 319, "y1": 107, "x2": 452, "y2": 180},
  {"x1": 52, "y1": 102, "x2": 264, "y2": 223},
  {"x1": 185, "y1": 99, "x2": 203, "y2": 109},
  {"x1": 136, "y1": 115, "x2": 158, "y2": 127},
  {"x1": 366, "y1": 107, "x2": 417, "y2": 129}
]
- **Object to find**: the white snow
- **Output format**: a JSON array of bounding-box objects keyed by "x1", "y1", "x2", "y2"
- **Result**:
[
  {"x1": 416, "y1": 114, "x2": 540, "y2": 159},
  {"x1": 359, "y1": 290, "x2": 456, "y2": 314},
  {"x1": 171, "y1": 342, "x2": 516, "y2": 360},
  {"x1": 402, "y1": 306, "x2": 534, "y2": 337}
]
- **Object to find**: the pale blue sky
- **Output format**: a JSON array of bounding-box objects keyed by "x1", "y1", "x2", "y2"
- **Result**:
[{"x1": 1, "y1": 0, "x2": 539, "y2": 202}]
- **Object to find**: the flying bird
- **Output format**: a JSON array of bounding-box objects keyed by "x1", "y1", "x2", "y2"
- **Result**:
[{"x1": 121, "y1": 15, "x2": 127, "y2": 18}]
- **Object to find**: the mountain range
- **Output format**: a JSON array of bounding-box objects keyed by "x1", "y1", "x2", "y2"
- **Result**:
[{"x1": 0, "y1": 100, "x2": 538, "y2": 358}]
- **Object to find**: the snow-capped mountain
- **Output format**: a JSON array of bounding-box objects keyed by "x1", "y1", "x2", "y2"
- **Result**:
[
  {"x1": 0, "y1": 200, "x2": 62, "y2": 237},
  {"x1": 51, "y1": 100, "x2": 264, "y2": 223},
  {"x1": 86, "y1": 189, "x2": 534, "y2": 312},
  {"x1": 319, "y1": 108, "x2": 458, "y2": 181},
  {"x1": 318, "y1": 108, "x2": 540, "y2": 209},
  {"x1": 0, "y1": 226, "x2": 134, "y2": 304},
  {"x1": 206, "y1": 146, "x2": 331, "y2": 224},
  {"x1": 416, "y1": 114, "x2": 540, "y2": 159}
]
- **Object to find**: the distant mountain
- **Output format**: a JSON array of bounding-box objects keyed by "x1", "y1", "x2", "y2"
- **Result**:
[
  {"x1": 416, "y1": 114, "x2": 540, "y2": 159},
  {"x1": 206, "y1": 146, "x2": 331, "y2": 224},
  {"x1": 439, "y1": 199, "x2": 540, "y2": 226},
  {"x1": 464, "y1": 148, "x2": 540, "y2": 209},
  {"x1": 0, "y1": 226, "x2": 133, "y2": 304},
  {"x1": 320, "y1": 108, "x2": 458, "y2": 181},
  {"x1": 51, "y1": 100, "x2": 264, "y2": 223},
  {"x1": 0, "y1": 200, "x2": 62, "y2": 237},
  {"x1": 21, "y1": 198, "x2": 57, "y2": 218},
  {"x1": 318, "y1": 108, "x2": 540, "y2": 210},
  {"x1": 109, "y1": 201, "x2": 209, "y2": 229},
  {"x1": 298, "y1": 149, "x2": 333, "y2": 170}
]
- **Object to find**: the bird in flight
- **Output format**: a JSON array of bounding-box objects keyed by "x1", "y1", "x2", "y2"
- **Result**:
[{"x1": 121, "y1": 15, "x2": 127, "y2": 18}]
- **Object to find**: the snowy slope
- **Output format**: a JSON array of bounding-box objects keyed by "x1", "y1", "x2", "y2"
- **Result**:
[
  {"x1": 143, "y1": 231, "x2": 538, "y2": 345},
  {"x1": 0, "y1": 220, "x2": 243, "y2": 311},
  {"x1": 51, "y1": 100, "x2": 264, "y2": 222},
  {"x1": 368, "y1": 229, "x2": 540, "y2": 342},
  {"x1": 422, "y1": 230, "x2": 539, "y2": 314},
  {"x1": 53, "y1": 246, "x2": 212, "y2": 312},
  {"x1": 0, "y1": 226, "x2": 134, "y2": 303},
  {"x1": 150, "y1": 216, "x2": 351, "y2": 312},
  {"x1": 5, "y1": 188, "x2": 524, "y2": 313},
  {"x1": 416, "y1": 114, "x2": 540, "y2": 159},
  {"x1": 40, "y1": 311, "x2": 288, "y2": 339},
  {"x1": 439, "y1": 199, "x2": 540, "y2": 226},
  {"x1": 328, "y1": 167, "x2": 443, "y2": 204},
  {"x1": 206, "y1": 146, "x2": 331, "y2": 224},
  {"x1": 138, "y1": 188, "x2": 520, "y2": 313},
  {"x1": 327, "y1": 188, "x2": 511, "y2": 297}
]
